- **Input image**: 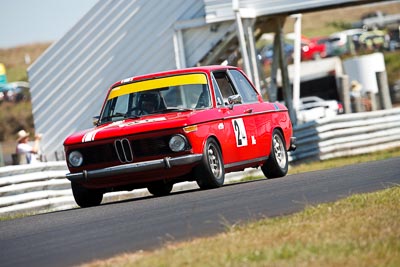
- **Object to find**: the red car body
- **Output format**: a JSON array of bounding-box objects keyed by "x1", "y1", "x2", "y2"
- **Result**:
[
  {"x1": 64, "y1": 66, "x2": 296, "y2": 207},
  {"x1": 301, "y1": 37, "x2": 328, "y2": 60}
]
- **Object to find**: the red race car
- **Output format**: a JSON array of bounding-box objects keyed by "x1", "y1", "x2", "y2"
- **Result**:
[{"x1": 64, "y1": 66, "x2": 296, "y2": 207}]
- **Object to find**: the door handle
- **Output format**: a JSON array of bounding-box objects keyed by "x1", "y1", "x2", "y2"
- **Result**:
[{"x1": 244, "y1": 108, "x2": 253, "y2": 114}]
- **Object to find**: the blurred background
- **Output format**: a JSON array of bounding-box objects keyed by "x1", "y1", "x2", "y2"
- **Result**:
[{"x1": 0, "y1": 0, "x2": 399, "y2": 165}]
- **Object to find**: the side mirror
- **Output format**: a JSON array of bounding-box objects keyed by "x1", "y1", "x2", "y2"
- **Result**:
[
  {"x1": 92, "y1": 116, "x2": 100, "y2": 126},
  {"x1": 227, "y1": 94, "x2": 242, "y2": 110}
]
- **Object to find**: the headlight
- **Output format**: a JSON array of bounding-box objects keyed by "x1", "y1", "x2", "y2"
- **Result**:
[
  {"x1": 68, "y1": 151, "x2": 83, "y2": 167},
  {"x1": 169, "y1": 134, "x2": 188, "y2": 152}
]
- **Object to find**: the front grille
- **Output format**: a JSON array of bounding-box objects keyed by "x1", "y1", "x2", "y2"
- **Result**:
[
  {"x1": 132, "y1": 137, "x2": 171, "y2": 157},
  {"x1": 80, "y1": 143, "x2": 116, "y2": 165},
  {"x1": 114, "y1": 138, "x2": 134, "y2": 163},
  {"x1": 78, "y1": 134, "x2": 184, "y2": 167}
]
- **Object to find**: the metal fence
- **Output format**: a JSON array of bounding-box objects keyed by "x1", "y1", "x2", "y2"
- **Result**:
[
  {"x1": 290, "y1": 107, "x2": 400, "y2": 161},
  {"x1": 1, "y1": 108, "x2": 400, "y2": 216}
]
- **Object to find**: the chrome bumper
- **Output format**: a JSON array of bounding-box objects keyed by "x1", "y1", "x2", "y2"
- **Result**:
[
  {"x1": 289, "y1": 137, "x2": 297, "y2": 151},
  {"x1": 66, "y1": 154, "x2": 203, "y2": 183}
]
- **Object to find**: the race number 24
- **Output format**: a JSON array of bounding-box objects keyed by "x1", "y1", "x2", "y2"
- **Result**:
[{"x1": 232, "y1": 118, "x2": 248, "y2": 147}]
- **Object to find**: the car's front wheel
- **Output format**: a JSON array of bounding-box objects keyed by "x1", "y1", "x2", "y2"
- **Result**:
[
  {"x1": 195, "y1": 138, "x2": 225, "y2": 189},
  {"x1": 147, "y1": 182, "x2": 173, "y2": 196},
  {"x1": 71, "y1": 182, "x2": 103, "y2": 208},
  {"x1": 261, "y1": 129, "x2": 288, "y2": 178}
]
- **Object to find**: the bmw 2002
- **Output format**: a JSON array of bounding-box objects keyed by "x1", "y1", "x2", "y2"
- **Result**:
[{"x1": 64, "y1": 66, "x2": 296, "y2": 207}]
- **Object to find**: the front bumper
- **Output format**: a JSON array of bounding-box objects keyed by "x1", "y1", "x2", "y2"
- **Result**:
[{"x1": 66, "y1": 154, "x2": 203, "y2": 183}]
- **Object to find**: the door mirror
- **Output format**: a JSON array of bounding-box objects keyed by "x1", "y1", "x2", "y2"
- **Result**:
[
  {"x1": 92, "y1": 116, "x2": 100, "y2": 126},
  {"x1": 228, "y1": 94, "x2": 242, "y2": 110}
]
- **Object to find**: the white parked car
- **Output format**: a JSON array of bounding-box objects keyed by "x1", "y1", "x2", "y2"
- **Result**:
[
  {"x1": 296, "y1": 96, "x2": 343, "y2": 123},
  {"x1": 328, "y1": 28, "x2": 364, "y2": 55}
]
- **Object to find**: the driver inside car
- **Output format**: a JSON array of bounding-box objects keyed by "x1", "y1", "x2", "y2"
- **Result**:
[{"x1": 138, "y1": 92, "x2": 161, "y2": 114}]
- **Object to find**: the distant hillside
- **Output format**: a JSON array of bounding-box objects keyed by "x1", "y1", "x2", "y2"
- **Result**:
[
  {"x1": 0, "y1": 43, "x2": 51, "y2": 144},
  {"x1": 0, "y1": 42, "x2": 51, "y2": 82},
  {"x1": 299, "y1": 1, "x2": 400, "y2": 37}
]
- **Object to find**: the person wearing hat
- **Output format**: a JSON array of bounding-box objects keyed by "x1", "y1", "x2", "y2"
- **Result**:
[{"x1": 16, "y1": 130, "x2": 42, "y2": 164}]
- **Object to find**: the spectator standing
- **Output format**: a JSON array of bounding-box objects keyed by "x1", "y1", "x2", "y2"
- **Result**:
[{"x1": 16, "y1": 130, "x2": 42, "y2": 164}]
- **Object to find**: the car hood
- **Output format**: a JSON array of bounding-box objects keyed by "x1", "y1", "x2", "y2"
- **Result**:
[{"x1": 64, "y1": 110, "x2": 208, "y2": 145}]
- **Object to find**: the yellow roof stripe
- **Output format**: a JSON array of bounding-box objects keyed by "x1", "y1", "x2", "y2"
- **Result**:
[{"x1": 108, "y1": 73, "x2": 207, "y2": 100}]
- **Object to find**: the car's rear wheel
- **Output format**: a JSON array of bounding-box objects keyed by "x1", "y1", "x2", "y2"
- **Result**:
[
  {"x1": 71, "y1": 182, "x2": 103, "y2": 208},
  {"x1": 261, "y1": 129, "x2": 288, "y2": 178},
  {"x1": 147, "y1": 182, "x2": 173, "y2": 196},
  {"x1": 195, "y1": 138, "x2": 225, "y2": 189}
]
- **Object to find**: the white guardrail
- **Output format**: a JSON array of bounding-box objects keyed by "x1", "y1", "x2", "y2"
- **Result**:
[
  {"x1": 290, "y1": 107, "x2": 400, "y2": 161},
  {"x1": 1, "y1": 108, "x2": 400, "y2": 216}
]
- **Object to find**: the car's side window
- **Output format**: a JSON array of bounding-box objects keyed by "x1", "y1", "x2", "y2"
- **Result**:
[
  {"x1": 212, "y1": 71, "x2": 238, "y2": 105},
  {"x1": 228, "y1": 70, "x2": 259, "y2": 103},
  {"x1": 211, "y1": 75, "x2": 224, "y2": 106}
]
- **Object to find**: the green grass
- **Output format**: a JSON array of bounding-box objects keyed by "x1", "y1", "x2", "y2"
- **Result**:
[{"x1": 83, "y1": 185, "x2": 400, "y2": 267}]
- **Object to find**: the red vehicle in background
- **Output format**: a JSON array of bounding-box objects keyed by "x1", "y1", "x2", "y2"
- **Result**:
[
  {"x1": 64, "y1": 66, "x2": 296, "y2": 207},
  {"x1": 301, "y1": 36, "x2": 330, "y2": 60}
]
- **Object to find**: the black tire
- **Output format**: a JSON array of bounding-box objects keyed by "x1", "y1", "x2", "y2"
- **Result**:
[
  {"x1": 195, "y1": 138, "x2": 225, "y2": 189},
  {"x1": 261, "y1": 130, "x2": 288, "y2": 178},
  {"x1": 71, "y1": 182, "x2": 103, "y2": 208},
  {"x1": 147, "y1": 182, "x2": 173, "y2": 197}
]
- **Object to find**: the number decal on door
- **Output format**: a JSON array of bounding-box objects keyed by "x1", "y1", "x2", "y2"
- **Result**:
[{"x1": 232, "y1": 118, "x2": 248, "y2": 147}]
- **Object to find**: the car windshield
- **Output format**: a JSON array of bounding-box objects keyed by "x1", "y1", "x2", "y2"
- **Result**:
[{"x1": 99, "y1": 73, "x2": 211, "y2": 124}]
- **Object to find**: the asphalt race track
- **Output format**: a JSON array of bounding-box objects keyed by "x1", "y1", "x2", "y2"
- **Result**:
[{"x1": 1, "y1": 157, "x2": 399, "y2": 267}]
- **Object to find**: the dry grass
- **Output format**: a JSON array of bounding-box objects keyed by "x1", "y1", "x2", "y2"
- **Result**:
[
  {"x1": 0, "y1": 42, "x2": 51, "y2": 81},
  {"x1": 0, "y1": 101, "x2": 35, "y2": 141},
  {"x1": 291, "y1": 1, "x2": 400, "y2": 37},
  {"x1": 82, "y1": 186, "x2": 400, "y2": 267}
]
